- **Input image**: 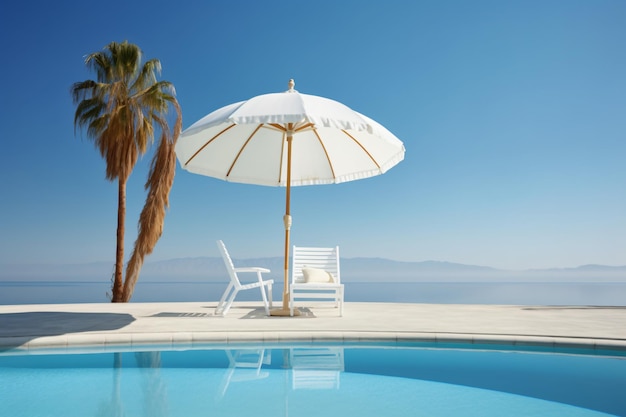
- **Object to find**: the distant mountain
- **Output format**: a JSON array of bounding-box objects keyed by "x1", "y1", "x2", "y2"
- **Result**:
[
  {"x1": 531, "y1": 264, "x2": 626, "y2": 273},
  {"x1": 339, "y1": 259, "x2": 625, "y2": 282},
  {"x1": 1, "y1": 257, "x2": 624, "y2": 283},
  {"x1": 516, "y1": 264, "x2": 626, "y2": 282},
  {"x1": 325, "y1": 258, "x2": 490, "y2": 282}
]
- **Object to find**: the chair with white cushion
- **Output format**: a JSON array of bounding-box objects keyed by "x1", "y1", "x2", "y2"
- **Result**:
[
  {"x1": 215, "y1": 240, "x2": 273, "y2": 316},
  {"x1": 290, "y1": 245, "x2": 344, "y2": 316}
]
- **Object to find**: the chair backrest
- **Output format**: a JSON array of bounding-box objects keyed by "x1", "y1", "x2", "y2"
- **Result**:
[
  {"x1": 217, "y1": 240, "x2": 241, "y2": 287},
  {"x1": 292, "y1": 246, "x2": 340, "y2": 284}
]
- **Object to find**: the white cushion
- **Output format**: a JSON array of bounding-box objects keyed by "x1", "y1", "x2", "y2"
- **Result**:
[{"x1": 302, "y1": 267, "x2": 335, "y2": 283}]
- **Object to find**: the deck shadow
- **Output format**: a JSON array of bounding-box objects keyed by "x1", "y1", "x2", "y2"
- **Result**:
[{"x1": 0, "y1": 311, "x2": 135, "y2": 350}]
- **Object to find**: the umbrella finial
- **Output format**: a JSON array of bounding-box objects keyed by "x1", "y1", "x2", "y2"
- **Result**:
[{"x1": 288, "y1": 79, "x2": 295, "y2": 92}]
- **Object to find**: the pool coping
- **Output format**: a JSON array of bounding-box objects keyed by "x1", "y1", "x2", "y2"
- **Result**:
[{"x1": 3, "y1": 332, "x2": 625, "y2": 355}]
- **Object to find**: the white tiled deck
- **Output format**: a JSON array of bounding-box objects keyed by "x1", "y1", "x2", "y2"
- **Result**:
[{"x1": 1, "y1": 302, "x2": 625, "y2": 352}]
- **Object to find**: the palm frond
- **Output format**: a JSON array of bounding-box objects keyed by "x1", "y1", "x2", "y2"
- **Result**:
[{"x1": 133, "y1": 58, "x2": 160, "y2": 92}]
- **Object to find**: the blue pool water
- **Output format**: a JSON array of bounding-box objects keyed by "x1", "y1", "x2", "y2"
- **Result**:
[{"x1": 1, "y1": 343, "x2": 625, "y2": 416}]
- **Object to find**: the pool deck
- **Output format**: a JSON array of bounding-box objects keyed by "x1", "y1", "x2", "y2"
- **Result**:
[{"x1": 1, "y1": 302, "x2": 625, "y2": 352}]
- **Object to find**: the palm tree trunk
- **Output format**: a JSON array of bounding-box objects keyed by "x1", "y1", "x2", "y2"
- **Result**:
[{"x1": 112, "y1": 179, "x2": 126, "y2": 302}]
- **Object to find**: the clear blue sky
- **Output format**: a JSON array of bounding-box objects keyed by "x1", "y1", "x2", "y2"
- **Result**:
[{"x1": 0, "y1": 0, "x2": 624, "y2": 271}]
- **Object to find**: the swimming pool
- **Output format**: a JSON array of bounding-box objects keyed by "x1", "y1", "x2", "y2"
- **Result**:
[{"x1": 1, "y1": 342, "x2": 624, "y2": 416}]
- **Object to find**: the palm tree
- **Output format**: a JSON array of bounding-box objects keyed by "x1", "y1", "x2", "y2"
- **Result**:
[{"x1": 72, "y1": 41, "x2": 182, "y2": 302}]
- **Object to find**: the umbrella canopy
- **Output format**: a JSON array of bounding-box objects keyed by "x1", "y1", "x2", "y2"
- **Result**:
[{"x1": 175, "y1": 80, "x2": 405, "y2": 315}]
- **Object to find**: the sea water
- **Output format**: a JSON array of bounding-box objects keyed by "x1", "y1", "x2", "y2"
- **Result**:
[{"x1": 0, "y1": 280, "x2": 625, "y2": 305}]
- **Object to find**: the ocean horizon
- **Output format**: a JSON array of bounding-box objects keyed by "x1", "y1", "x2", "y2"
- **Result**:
[{"x1": 1, "y1": 280, "x2": 625, "y2": 306}]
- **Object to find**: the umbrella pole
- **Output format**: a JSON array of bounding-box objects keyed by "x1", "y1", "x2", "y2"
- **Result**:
[{"x1": 271, "y1": 128, "x2": 299, "y2": 316}]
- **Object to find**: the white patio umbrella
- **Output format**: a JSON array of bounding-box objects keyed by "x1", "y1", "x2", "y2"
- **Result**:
[{"x1": 175, "y1": 80, "x2": 405, "y2": 315}]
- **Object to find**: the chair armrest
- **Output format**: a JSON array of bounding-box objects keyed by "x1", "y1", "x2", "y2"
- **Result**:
[{"x1": 234, "y1": 267, "x2": 271, "y2": 273}]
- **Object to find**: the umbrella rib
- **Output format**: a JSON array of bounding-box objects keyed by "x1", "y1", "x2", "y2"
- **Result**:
[
  {"x1": 312, "y1": 128, "x2": 337, "y2": 180},
  {"x1": 226, "y1": 124, "x2": 264, "y2": 178},
  {"x1": 341, "y1": 129, "x2": 382, "y2": 170},
  {"x1": 268, "y1": 122, "x2": 312, "y2": 133},
  {"x1": 295, "y1": 122, "x2": 315, "y2": 132},
  {"x1": 184, "y1": 124, "x2": 236, "y2": 166},
  {"x1": 268, "y1": 123, "x2": 287, "y2": 132}
]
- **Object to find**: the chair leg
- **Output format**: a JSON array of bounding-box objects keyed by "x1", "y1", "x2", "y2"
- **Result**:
[
  {"x1": 216, "y1": 283, "x2": 234, "y2": 315},
  {"x1": 258, "y1": 279, "x2": 270, "y2": 315},
  {"x1": 267, "y1": 282, "x2": 273, "y2": 308},
  {"x1": 254, "y1": 271, "x2": 273, "y2": 315},
  {"x1": 339, "y1": 287, "x2": 344, "y2": 317},
  {"x1": 222, "y1": 289, "x2": 238, "y2": 316}
]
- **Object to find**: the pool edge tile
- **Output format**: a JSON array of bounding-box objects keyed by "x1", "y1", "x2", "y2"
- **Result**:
[
  {"x1": 131, "y1": 333, "x2": 173, "y2": 347},
  {"x1": 104, "y1": 333, "x2": 133, "y2": 347},
  {"x1": 473, "y1": 335, "x2": 517, "y2": 346},
  {"x1": 171, "y1": 332, "x2": 194, "y2": 345},
  {"x1": 513, "y1": 336, "x2": 556, "y2": 348},
  {"x1": 594, "y1": 339, "x2": 626, "y2": 352},
  {"x1": 64, "y1": 334, "x2": 107, "y2": 348},
  {"x1": 396, "y1": 332, "x2": 438, "y2": 343},
  {"x1": 191, "y1": 332, "x2": 228, "y2": 344},
  {"x1": 276, "y1": 332, "x2": 313, "y2": 342},
  {"x1": 26, "y1": 335, "x2": 69, "y2": 349},
  {"x1": 435, "y1": 333, "x2": 475, "y2": 344},
  {"x1": 552, "y1": 337, "x2": 601, "y2": 350}
]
